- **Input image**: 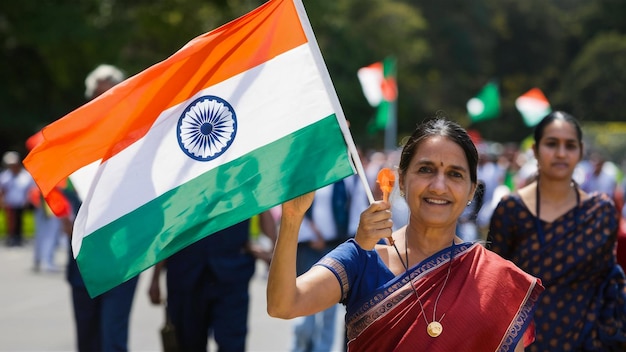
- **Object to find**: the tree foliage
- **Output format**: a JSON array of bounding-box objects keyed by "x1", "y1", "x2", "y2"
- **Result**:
[{"x1": 1, "y1": 0, "x2": 625, "y2": 155}]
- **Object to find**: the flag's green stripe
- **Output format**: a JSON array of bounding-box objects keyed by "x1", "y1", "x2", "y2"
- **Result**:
[{"x1": 77, "y1": 115, "x2": 354, "y2": 297}]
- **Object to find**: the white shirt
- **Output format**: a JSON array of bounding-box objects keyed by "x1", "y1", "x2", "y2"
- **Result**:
[
  {"x1": 298, "y1": 184, "x2": 338, "y2": 242},
  {"x1": 0, "y1": 168, "x2": 34, "y2": 207}
]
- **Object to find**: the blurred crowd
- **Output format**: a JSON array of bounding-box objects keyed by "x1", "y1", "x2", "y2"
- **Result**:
[
  {"x1": 2, "y1": 124, "x2": 626, "y2": 350},
  {"x1": 6, "y1": 137, "x2": 625, "y2": 261}
]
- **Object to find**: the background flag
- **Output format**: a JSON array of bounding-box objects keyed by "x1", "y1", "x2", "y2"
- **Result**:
[
  {"x1": 24, "y1": 0, "x2": 356, "y2": 297},
  {"x1": 467, "y1": 81, "x2": 500, "y2": 122},
  {"x1": 515, "y1": 87, "x2": 552, "y2": 127},
  {"x1": 357, "y1": 56, "x2": 398, "y2": 133}
]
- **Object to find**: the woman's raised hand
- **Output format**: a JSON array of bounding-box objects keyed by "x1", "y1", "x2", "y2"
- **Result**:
[
  {"x1": 355, "y1": 201, "x2": 393, "y2": 250},
  {"x1": 282, "y1": 192, "x2": 315, "y2": 218}
]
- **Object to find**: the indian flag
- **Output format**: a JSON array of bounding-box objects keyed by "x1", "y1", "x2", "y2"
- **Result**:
[
  {"x1": 357, "y1": 57, "x2": 398, "y2": 133},
  {"x1": 23, "y1": 0, "x2": 356, "y2": 297},
  {"x1": 515, "y1": 87, "x2": 551, "y2": 127}
]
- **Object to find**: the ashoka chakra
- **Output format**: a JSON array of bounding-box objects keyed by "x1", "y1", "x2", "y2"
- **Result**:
[{"x1": 177, "y1": 95, "x2": 237, "y2": 161}]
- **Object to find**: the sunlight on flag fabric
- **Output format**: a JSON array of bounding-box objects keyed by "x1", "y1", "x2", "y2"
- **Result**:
[{"x1": 24, "y1": 0, "x2": 356, "y2": 297}]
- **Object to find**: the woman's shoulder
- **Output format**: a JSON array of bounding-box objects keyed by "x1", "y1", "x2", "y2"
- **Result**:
[
  {"x1": 330, "y1": 239, "x2": 378, "y2": 262},
  {"x1": 332, "y1": 238, "x2": 362, "y2": 254},
  {"x1": 472, "y1": 244, "x2": 539, "y2": 281},
  {"x1": 494, "y1": 190, "x2": 525, "y2": 212},
  {"x1": 324, "y1": 239, "x2": 390, "y2": 282},
  {"x1": 471, "y1": 243, "x2": 514, "y2": 265},
  {"x1": 581, "y1": 191, "x2": 618, "y2": 213},
  {"x1": 585, "y1": 191, "x2": 614, "y2": 204}
]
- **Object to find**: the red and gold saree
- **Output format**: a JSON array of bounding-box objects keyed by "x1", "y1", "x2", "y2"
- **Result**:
[{"x1": 319, "y1": 242, "x2": 543, "y2": 352}]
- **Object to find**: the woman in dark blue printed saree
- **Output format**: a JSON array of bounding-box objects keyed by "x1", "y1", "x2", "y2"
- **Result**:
[
  {"x1": 489, "y1": 111, "x2": 626, "y2": 351},
  {"x1": 268, "y1": 117, "x2": 543, "y2": 351}
]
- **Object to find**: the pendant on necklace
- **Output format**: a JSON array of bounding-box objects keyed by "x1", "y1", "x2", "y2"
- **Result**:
[{"x1": 427, "y1": 321, "x2": 443, "y2": 337}]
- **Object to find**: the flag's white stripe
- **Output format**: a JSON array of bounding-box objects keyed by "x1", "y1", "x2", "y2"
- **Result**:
[
  {"x1": 75, "y1": 43, "x2": 333, "y2": 241},
  {"x1": 357, "y1": 66, "x2": 383, "y2": 107},
  {"x1": 515, "y1": 96, "x2": 550, "y2": 112},
  {"x1": 68, "y1": 161, "x2": 100, "y2": 201}
]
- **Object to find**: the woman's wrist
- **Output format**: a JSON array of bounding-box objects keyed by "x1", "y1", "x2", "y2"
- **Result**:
[{"x1": 353, "y1": 233, "x2": 379, "y2": 251}]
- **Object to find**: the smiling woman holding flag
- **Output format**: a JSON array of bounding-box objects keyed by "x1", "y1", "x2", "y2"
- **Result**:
[{"x1": 267, "y1": 117, "x2": 544, "y2": 351}]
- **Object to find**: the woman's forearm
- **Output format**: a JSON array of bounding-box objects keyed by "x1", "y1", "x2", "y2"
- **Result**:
[{"x1": 266, "y1": 212, "x2": 303, "y2": 318}]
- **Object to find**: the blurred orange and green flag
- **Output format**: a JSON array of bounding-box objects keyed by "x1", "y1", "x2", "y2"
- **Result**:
[
  {"x1": 515, "y1": 87, "x2": 551, "y2": 127},
  {"x1": 357, "y1": 57, "x2": 398, "y2": 133}
]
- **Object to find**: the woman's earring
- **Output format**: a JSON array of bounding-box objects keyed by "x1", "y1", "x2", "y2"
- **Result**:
[
  {"x1": 400, "y1": 190, "x2": 405, "y2": 197},
  {"x1": 467, "y1": 200, "x2": 472, "y2": 206}
]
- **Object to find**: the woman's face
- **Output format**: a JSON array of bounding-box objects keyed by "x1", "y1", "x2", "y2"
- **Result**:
[
  {"x1": 534, "y1": 119, "x2": 582, "y2": 181},
  {"x1": 399, "y1": 135, "x2": 476, "y2": 230}
]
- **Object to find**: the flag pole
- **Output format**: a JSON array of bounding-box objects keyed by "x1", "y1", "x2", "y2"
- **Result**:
[
  {"x1": 293, "y1": 0, "x2": 375, "y2": 204},
  {"x1": 351, "y1": 151, "x2": 375, "y2": 204},
  {"x1": 384, "y1": 100, "x2": 397, "y2": 152}
]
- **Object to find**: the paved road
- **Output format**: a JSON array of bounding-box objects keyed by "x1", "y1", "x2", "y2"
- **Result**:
[{"x1": 0, "y1": 241, "x2": 345, "y2": 351}]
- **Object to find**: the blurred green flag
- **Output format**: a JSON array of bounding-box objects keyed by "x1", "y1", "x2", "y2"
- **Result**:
[
  {"x1": 358, "y1": 56, "x2": 398, "y2": 133},
  {"x1": 467, "y1": 81, "x2": 500, "y2": 122}
]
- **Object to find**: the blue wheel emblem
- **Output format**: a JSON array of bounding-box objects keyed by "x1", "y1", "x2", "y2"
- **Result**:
[{"x1": 177, "y1": 95, "x2": 237, "y2": 161}]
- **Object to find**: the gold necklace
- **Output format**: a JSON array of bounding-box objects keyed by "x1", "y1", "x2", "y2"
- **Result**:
[{"x1": 394, "y1": 236, "x2": 454, "y2": 338}]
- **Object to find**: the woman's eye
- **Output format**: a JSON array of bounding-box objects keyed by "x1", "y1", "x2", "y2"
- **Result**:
[
  {"x1": 449, "y1": 171, "x2": 463, "y2": 178},
  {"x1": 418, "y1": 166, "x2": 432, "y2": 173}
]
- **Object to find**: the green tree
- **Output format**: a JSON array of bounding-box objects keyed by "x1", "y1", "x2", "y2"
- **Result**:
[
  {"x1": 303, "y1": 0, "x2": 428, "y2": 149},
  {"x1": 559, "y1": 32, "x2": 626, "y2": 121},
  {"x1": 1, "y1": 0, "x2": 626, "y2": 154}
]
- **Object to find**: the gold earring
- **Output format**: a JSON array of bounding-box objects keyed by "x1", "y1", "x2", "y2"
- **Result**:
[{"x1": 400, "y1": 190, "x2": 405, "y2": 197}]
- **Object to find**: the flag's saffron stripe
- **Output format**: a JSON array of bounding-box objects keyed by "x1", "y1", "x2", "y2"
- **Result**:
[
  {"x1": 24, "y1": 0, "x2": 306, "y2": 196},
  {"x1": 74, "y1": 43, "x2": 334, "y2": 238},
  {"x1": 76, "y1": 115, "x2": 353, "y2": 297}
]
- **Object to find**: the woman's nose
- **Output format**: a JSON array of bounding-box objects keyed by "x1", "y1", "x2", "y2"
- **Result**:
[{"x1": 429, "y1": 173, "x2": 446, "y2": 192}]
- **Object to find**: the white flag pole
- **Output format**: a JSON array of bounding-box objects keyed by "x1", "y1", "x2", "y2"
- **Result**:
[
  {"x1": 293, "y1": 0, "x2": 375, "y2": 204},
  {"x1": 384, "y1": 99, "x2": 397, "y2": 152}
]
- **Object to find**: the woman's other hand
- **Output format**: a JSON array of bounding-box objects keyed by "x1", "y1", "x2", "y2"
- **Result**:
[{"x1": 355, "y1": 201, "x2": 393, "y2": 250}]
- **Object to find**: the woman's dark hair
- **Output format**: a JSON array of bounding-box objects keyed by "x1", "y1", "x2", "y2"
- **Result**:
[
  {"x1": 533, "y1": 111, "x2": 583, "y2": 145},
  {"x1": 398, "y1": 117, "x2": 478, "y2": 184}
]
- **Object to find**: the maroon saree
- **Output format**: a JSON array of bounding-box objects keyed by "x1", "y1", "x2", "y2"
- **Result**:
[{"x1": 345, "y1": 243, "x2": 543, "y2": 352}]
